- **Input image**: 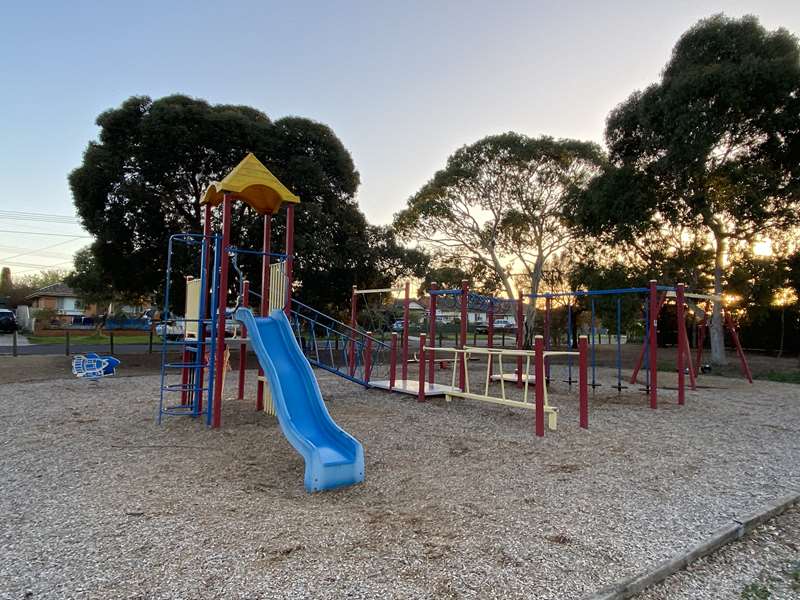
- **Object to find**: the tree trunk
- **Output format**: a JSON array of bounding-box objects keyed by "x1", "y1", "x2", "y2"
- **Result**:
[
  {"x1": 710, "y1": 233, "x2": 727, "y2": 365},
  {"x1": 778, "y1": 307, "x2": 785, "y2": 359},
  {"x1": 489, "y1": 247, "x2": 515, "y2": 300}
]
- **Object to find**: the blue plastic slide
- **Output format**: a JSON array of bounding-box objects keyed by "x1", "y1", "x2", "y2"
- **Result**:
[{"x1": 235, "y1": 307, "x2": 364, "y2": 492}]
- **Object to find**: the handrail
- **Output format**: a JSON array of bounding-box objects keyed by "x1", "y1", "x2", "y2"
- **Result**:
[{"x1": 291, "y1": 299, "x2": 392, "y2": 350}]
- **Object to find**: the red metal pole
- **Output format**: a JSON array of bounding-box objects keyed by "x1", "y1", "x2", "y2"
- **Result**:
[
  {"x1": 417, "y1": 333, "x2": 427, "y2": 402},
  {"x1": 544, "y1": 295, "x2": 551, "y2": 383},
  {"x1": 682, "y1": 329, "x2": 697, "y2": 390},
  {"x1": 212, "y1": 194, "x2": 232, "y2": 429},
  {"x1": 389, "y1": 332, "x2": 397, "y2": 391},
  {"x1": 579, "y1": 335, "x2": 588, "y2": 429},
  {"x1": 348, "y1": 285, "x2": 358, "y2": 376},
  {"x1": 284, "y1": 204, "x2": 295, "y2": 316},
  {"x1": 649, "y1": 280, "x2": 658, "y2": 409},
  {"x1": 726, "y1": 312, "x2": 753, "y2": 383},
  {"x1": 364, "y1": 334, "x2": 373, "y2": 384},
  {"x1": 428, "y1": 282, "x2": 437, "y2": 386},
  {"x1": 180, "y1": 346, "x2": 190, "y2": 405},
  {"x1": 695, "y1": 317, "x2": 707, "y2": 377},
  {"x1": 459, "y1": 279, "x2": 468, "y2": 391},
  {"x1": 256, "y1": 212, "x2": 271, "y2": 411},
  {"x1": 237, "y1": 280, "x2": 249, "y2": 401},
  {"x1": 516, "y1": 292, "x2": 524, "y2": 389},
  {"x1": 676, "y1": 283, "x2": 685, "y2": 406},
  {"x1": 630, "y1": 292, "x2": 669, "y2": 384},
  {"x1": 534, "y1": 335, "x2": 545, "y2": 437},
  {"x1": 402, "y1": 281, "x2": 410, "y2": 382}
]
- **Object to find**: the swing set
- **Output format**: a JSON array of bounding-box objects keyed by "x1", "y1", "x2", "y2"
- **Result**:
[{"x1": 531, "y1": 280, "x2": 753, "y2": 409}]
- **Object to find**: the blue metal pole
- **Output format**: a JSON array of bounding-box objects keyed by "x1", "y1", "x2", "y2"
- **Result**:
[
  {"x1": 205, "y1": 235, "x2": 221, "y2": 427},
  {"x1": 616, "y1": 297, "x2": 623, "y2": 390},
  {"x1": 566, "y1": 301, "x2": 573, "y2": 385}
]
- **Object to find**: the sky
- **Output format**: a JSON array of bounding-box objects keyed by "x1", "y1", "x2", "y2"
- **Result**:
[{"x1": 1, "y1": 0, "x2": 799, "y2": 277}]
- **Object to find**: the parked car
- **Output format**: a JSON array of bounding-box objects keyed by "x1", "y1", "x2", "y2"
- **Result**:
[
  {"x1": 156, "y1": 318, "x2": 185, "y2": 340},
  {"x1": 0, "y1": 309, "x2": 17, "y2": 333},
  {"x1": 475, "y1": 319, "x2": 516, "y2": 334}
]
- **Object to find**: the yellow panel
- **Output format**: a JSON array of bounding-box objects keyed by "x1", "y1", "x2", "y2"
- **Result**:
[{"x1": 200, "y1": 153, "x2": 300, "y2": 215}]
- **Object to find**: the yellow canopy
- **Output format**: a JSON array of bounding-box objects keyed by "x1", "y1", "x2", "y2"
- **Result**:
[{"x1": 200, "y1": 153, "x2": 300, "y2": 215}]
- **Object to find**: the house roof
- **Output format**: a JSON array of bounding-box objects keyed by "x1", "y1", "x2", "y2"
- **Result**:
[{"x1": 25, "y1": 282, "x2": 76, "y2": 300}]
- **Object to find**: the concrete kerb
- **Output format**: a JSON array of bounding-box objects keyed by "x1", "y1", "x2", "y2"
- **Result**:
[{"x1": 583, "y1": 491, "x2": 800, "y2": 600}]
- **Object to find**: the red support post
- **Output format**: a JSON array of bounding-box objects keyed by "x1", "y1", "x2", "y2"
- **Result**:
[
  {"x1": 516, "y1": 292, "x2": 524, "y2": 389},
  {"x1": 237, "y1": 280, "x2": 249, "y2": 401},
  {"x1": 180, "y1": 346, "x2": 190, "y2": 405},
  {"x1": 676, "y1": 283, "x2": 685, "y2": 406},
  {"x1": 695, "y1": 316, "x2": 708, "y2": 377},
  {"x1": 534, "y1": 335, "x2": 545, "y2": 437},
  {"x1": 256, "y1": 212, "x2": 271, "y2": 411},
  {"x1": 417, "y1": 333, "x2": 427, "y2": 402},
  {"x1": 284, "y1": 204, "x2": 295, "y2": 316},
  {"x1": 364, "y1": 333, "x2": 373, "y2": 384},
  {"x1": 212, "y1": 194, "x2": 232, "y2": 429},
  {"x1": 726, "y1": 312, "x2": 753, "y2": 383},
  {"x1": 648, "y1": 280, "x2": 658, "y2": 409},
  {"x1": 459, "y1": 279, "x2": 468, "y2": 391},
  {"x1": 389, "y1": 332, "x2": 398, "y2": 391},
  {"x1": 348, "y1": 285, "x2": 358, "y2": 376},
  {"x1": 579, "y1": 335, "x2": 588, "y2": 429},
  {"x1": 428, "y1": 282, "x2": 437, "y2": 385},
  {"x1": 402, "y1": 281, "x2": 410, "y2": 382},
  {"x1": 630, "y1": 292, "x2": 669, "y2": 384}
]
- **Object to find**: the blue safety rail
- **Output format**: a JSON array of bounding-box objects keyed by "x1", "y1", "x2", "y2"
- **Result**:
[
  {"x1": 530, "y1": 285, "x2": 673, "y2": 392},
  {"x1": 431, "y1": 289, "x2": 520, "y2": 314},
  {"x1": 157, "y1": 232, "x2": 221, "y2": 425},
  {"x1": 289, "y1": 299, "x2": 392, "y2": 387}
]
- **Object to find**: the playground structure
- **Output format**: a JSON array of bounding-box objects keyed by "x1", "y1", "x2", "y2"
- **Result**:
[
  {"x1": 530, "y1": 280, "x2": 753, "y2": 409},
  {"x1": 154, "y1": 154, "x2": 756, "y2": 488},
  {"x1": 157, "y1": 153, "x2": 366, "y2": 492}
]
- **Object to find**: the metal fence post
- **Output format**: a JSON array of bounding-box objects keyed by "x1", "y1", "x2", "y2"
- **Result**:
[{"x1": 65, "y1": 330, "x2": 70, "y2": 356}]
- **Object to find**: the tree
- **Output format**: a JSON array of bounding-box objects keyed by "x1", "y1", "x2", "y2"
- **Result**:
[
  {"x1": 70, "y1": 95, "x2": 422, "y2": 311},
  {"x1": 65, "y1": 246, "x2": 117, "y2": 307},
  {"x1": 569, "y1": 15, "x2": 800, "y2": 364},
  {"x1": 0, "y1": 267, "x2": 11, "y2": 295},
  {"x1": 394, "y1": 133, "x2": 604, "y2": 300}
]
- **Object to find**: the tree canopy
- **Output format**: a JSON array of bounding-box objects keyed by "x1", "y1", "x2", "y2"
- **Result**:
[
  {"x1": 394, "y1": 133, "x2": 604, "y2": 299},
  {"x1": 568, "y1": 14, "x2": 800, "y2": 363},
  {"x1": 70, "y1": 95, "x2": 424, "y2": 311}
]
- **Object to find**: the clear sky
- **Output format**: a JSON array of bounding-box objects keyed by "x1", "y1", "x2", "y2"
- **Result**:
[{"x1": 1, "y1": 0, "x2": 799, "y2": 276}]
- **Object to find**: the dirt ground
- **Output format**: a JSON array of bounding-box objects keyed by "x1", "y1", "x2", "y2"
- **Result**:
[{"x1": 1, "y1": 354, "x2": 799, "y2": 599}]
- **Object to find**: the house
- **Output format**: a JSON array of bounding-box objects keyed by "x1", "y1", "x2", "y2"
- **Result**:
[
  {"x1": 25, "y1": 283, "x2": 89, "y2": 322},
  {"x1": 415, "y1": 297, "x2": 515, "y2": 324}
]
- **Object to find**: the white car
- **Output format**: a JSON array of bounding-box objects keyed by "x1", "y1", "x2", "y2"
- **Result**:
[{"x1": 156, "y1": 319, "x2": 186, "y2": 340}]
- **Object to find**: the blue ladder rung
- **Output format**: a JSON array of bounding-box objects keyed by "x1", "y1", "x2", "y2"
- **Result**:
[
  {"x1": 164, "y1": 362, "x2": 207, "y2": 369},
  {"x1": 161, "y1": 384, "x2": 209, "y2": 393},
  {"x1": 161, "y1": 407, "x2": 199, "y2": 416}
]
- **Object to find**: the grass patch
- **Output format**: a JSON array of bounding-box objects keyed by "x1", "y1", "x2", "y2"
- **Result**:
[
  {"x1": 741, "y1": 581, "x2": 772, "y2": 599},
  {"x1": 755, "y1": 371, "x2": 800, "y2": 384},
  {"x1": 27, "y1": 333, "x2": 154, "y2": 345}
]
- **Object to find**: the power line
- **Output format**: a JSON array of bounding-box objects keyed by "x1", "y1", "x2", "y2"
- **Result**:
[
  {"x1": 0, "y1": 229, "x2": 90, "y2": 238},
  {"x1": 0, "y1": 210, "x2": 79, "y2": 224},
  {"x1": 0, "y1": 259, "x2": 74, "y2": 270},
  {"x1": 0, "y1": 238, "x2": 79, "y2": 263}
]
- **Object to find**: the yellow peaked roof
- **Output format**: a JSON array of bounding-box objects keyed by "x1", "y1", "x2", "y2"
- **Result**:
[{"x1": 200, "y1": 153, "x2": 300, "y2": 215}]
